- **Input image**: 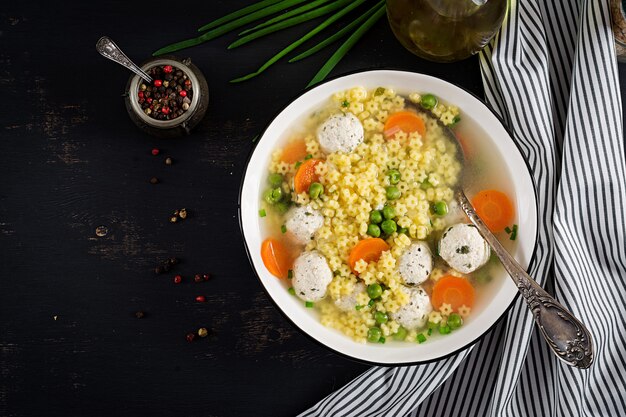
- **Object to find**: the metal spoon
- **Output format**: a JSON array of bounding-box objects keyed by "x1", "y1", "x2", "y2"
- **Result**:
[
  {"x1": 410, "y1": 102, "x2": 594, "y2": 369},
  {"x1": 96, "y1": 36, "x2": 153, "y2": 83}
]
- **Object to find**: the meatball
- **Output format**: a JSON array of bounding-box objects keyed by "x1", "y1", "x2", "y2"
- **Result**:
[
  {"x1": 391, "y1": 286, "x2": 432, "y2": 330},
  {"x1": 317, "y1": 113, "x2": 364, "y2": 154},
  {"x1": 398, "y1": 242, "x2": 433, "y2": 285},
  {"x1": 438, "y1": 223, "x2": 490, "y2": 274},
  {"x1": 334, "y1": 282, "x2": 366, "y2": 312},
  {"x1": 292, "y1": 251, "x2": 333, "y2": 302},
  {"x1": 285, "y1": 205, "x2": 323, "y2": 245}
]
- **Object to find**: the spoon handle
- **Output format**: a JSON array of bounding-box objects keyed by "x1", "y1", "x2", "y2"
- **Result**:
[
  {"x1": 96, "y1": 36, "x2": 153, "y2": 83},
  {"x1": 455, "y1": 189, "x2": 594, "y2": 369}
]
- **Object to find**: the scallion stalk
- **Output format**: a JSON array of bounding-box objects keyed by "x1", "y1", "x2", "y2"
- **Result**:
[
  {"x1": 198, "y1": 0, "x2": 284, "y2": 32},
  {"x1": 239, "y1": 0, "x2": 336, "y2": 36}
]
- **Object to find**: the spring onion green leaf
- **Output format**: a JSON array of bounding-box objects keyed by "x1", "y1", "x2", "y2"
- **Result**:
[
  {"x1": 281, "y1": 224, "x2": 287, "y2": 234},
  {"x1": 307, "y1": 3, "x2": 387, "y2": 87},
  {"x1": 259, "y1": 209, "x2": 267, "y2": 217},
  {"x1": 504, "y1": 226, "x2": 512, "y2": 234},
  {"x1": 305, "y1": 301, "x2": 314, "y2": 308},
  {"x1": 288, "y1": 287, "x2": 296, "y2": 295},
  {"x1": 288, "y1": 0, "x2": 383, "y2": 63},
  {"x1": 198, "y1": 0, "x2": 283, "y2": 32},
  {"x1": 239, "y1": 0, "x2": 335, "y2": 36},
  {"x1": 287, "y1": 269, "x2": 293, "y2": 279},
  {"x1": 229, "y1": 0, "x2": 353, "y2": 49},
  {"x1": 417, "y1": 333, "x2": 427, "y2": 343},
  {"x1": 510, "y1": 224, "x2": 518, "y2": 240},
  {"x1": 230, "y1": 0, "x2": 369, "y2": 82}
]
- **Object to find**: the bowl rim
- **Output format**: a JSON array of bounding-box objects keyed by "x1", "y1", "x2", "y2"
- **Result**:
[{"x1": 237, "y1": 69, "x2": 539, "y2": 366}]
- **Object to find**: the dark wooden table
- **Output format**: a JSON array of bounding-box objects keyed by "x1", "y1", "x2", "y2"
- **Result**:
[{"x1": 1, "y1": 2, "x2": 624, "y2": 416}]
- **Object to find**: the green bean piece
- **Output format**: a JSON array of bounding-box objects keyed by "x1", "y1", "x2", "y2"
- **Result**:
[
  {"x1": 370, "y1": 210, "x2": 383, "y2": 224},
  {"x1": 381, "y1": 219, "x2": 397, "y2": 235},
  {"x1": 154, "y1": 0, "x2": 309, "y2": 55},
  {"x1": 374, "y1": 311, "x2": 388, "y2": 324},
  {"x1": 289, "y1": 1, "x2": 383, "y2": 62},
  {"x1": 367, "y1": 224, "x2": 381, "y2": 238},
  {"x1": 388, "y1": 169, "x2": 401, "y2": 185},
  {"x1": 421, "y1": 94, "x2": 438, "y2": 110},
  {"x1": 198, "y1": 0, "x2": 284, "y2": 32},
  {"x1": 367, "y1": 283, "x2": 382, "y2": 299},
  {"x1": 367, "y1": 327, "x2": 382, "y2": 343},
  {"x1": 382, "y1": 205, "x2": 395, "y2": 220},
  {"x1": 447, "y1": 313, "x2": 463, "y2": 330},
  {"x1": 309, "y1": 182, "x2": 324, "y2": 199},
  {"x1": 231, "y1": 0, "x2": 369, "y2": 82},
  {"x1": 307, "y1": 3, "x2": 387, "y2": 87},
  {"x1": 268, "y1": 173, "x2": 283, "y2": 187},
  {"x1": 432, "y1": 201, "x2": 448, "y2": 216},
  {"x1": 393, "y1": 326, "x2": 408, "y2": 341},
  {"x1": 240, "y1": 0, "x2": 335, "y2": 36},
  {"x1": 386, "y1": 186, "x2": 401, "y2": 200}
]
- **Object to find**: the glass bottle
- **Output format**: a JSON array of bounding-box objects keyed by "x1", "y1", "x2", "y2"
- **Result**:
[{"x1": 386, "y1": 0, "x2": 508, "y2": 62}]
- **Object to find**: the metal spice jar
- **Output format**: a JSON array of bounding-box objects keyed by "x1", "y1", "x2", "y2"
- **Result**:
[{"x1": 125, "y1": 56, "x2": 209, "y2": 138}]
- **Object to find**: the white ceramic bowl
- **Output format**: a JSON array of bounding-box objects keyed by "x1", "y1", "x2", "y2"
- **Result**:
[{"x1": 239, "y1": 70, "x2": 538, "y2": 365}]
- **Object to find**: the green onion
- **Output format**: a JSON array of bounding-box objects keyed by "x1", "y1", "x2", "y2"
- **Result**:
[
  {"x1": 239, "y1": 0, "x2": 336, "y2": 36},
  {"x1": 307, "y1": 3, "x2": 387, "y2": 87},
  {"x1": 355, "y1": 304, "x2": 364, "y2": 311},
  {"x1": 281, "y1": 224, "x2": 287, "y2": 233},
  {"x1": 305, "y1": 301, "x2": 314, "y2": 308},
  {"x1": 393, "y1": 326, "x2": 407, "y2": 341},
  {"x1": 288, "y1": 287, "x2": 296, "y2": 295},
  {"x1": 259, "y1": 209, "x2": 267, "y2": 217},
  {"x1": 367, "y1": 299, "x2": 375, "y2": 307},
  {"x1": 341, "y1": 100, "x2": 350, "y2": 107},
  {"x1": 374, "y1": 87, "x2": 386, "y2": 96},
  {"x1": 304, "y1": 154, "x2": 313, "y2": 160},
  {"x1": 379, "y1": 336, "x2": 386, "y2": 344},
  {"x1": 504, "y1": 226, "x2": 512, "y2": 234},
  {"x1": 198, "y1": 0, "x2": 283, "y2": 32},
  {"x1": 417, "y1": 333, "x2": 427, "y2": 343},
  {"x1": 230, "y1": 0, "x2": 369, "y2": 83},
  {"x1": 294, "y1": 161, "x2": 302, "y2": 169},
  {"x1": 289, "y1": 1, "x2": 382, "y2": 63},
  {"x1": 510, "y1": 224, "x2": 518, "y2": 241},
  {"x1": 229, "y1": 0, "x2": 353, "y2": 49},
  {"x1": 154, "y1": 0, "x2": 310, "y2": 55},
  {"x1": 420, "y1": 179, "x2": 433, "y2": 190},
  {"x1": 427, "y1": 328, "x2": 433, "y2": 336},
  {"x1": 287, "y1": 269, "x2": 293, "y2": 279}
]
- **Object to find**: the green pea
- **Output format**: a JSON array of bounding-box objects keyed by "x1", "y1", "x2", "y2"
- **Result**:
[
  {"x1": 367, "y1": 327, "x2": 382, "y2": 343},
  {"x1": 374, "y1": 311, "x2": 389, "y2": 324},
  {"x1": 386, "y1": 186, "x2": 401, "y2": 200},
  {"x1": 381, "y1": 219, "x2": 397, "y2": 235},
  {"x1": 264, "y1": 187, "x2": 283, "y2": 204},
  {"x1": 393, "y1": 326, "x2": 408, "y2": 341},
  {"x1": 427, "y1": 321, "x2": 439, "y2": 330},
  {"x1": 420, "y1": 179, "x2": 433, "y2": 190},
  {"x1": 382, "y1": 205, "x2": 395, "y2": 220},
  {"x1": 367, "y1": 283, "x2": 382, "y2": 299},
  {"x1": 309, "y1": 182, "x2": 324, "y2": 199},
  {"x1": 448, "y1": 313, "x2": 463, "y2": 330},
  {"x1": 367, "y1": 224, "x2": 381, "y2": 238},
  {"x1": 432, "y1": 201, "x2": 448, "y2": 216},
  {"x1": 268, "y1": 173, "x2": 283, "y2": 187},
  {"x1": 421, "y1": 93, "x2": 438, "y2": 110},
  {"x1": 370, "y1": 210, "x2": 383, "y2": 224},
  {"x1": 388, "y1": 169, "x2": 401, "y2": 185},
  {"x1": 438, "y1": 324, "x2": 451, "y2": 335},
  {"x1": 263, "y1": 189, "x2": 273, "y2": 204}
]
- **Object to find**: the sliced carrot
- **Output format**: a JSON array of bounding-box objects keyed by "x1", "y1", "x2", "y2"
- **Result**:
[
  {"x1": 431, "y1": 275, "x2": 475, "y2": 312},
  {"x1": 294, "y1": 158, "x2": 321, "y2": 194},
  {"x1": 261, "y1": 238, "x2": 293, "y2": 279},
  {"x1": 280, "y1": 139, "x2": 308, "y2": 164},
  {"x1": 348, "y1": 238, "x2": 390, "y2": 273},
  {"x1": 471, "y1": 189, "x2": 515, "y2": 233},
  {"x1": 384, "y1": 111, "x2": 426, "y2": 139}
]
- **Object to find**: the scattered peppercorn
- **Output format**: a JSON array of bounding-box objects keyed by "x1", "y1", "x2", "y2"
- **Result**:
[
  {"x1": 154, "y1": 257, "x2": 180, "y2": 274},
  {"x1": 186, "y1": 333, "x2": 195, "y2": 342},
  {"x1": 95, "y1": 225, "x2": 108, "y2": 237},
  {"x1": 178, "y1": 208, "x2": 187, "y2": 219},
  {"x1": 173, "y1": 275, "x2": 182, "y2": 284},
  {"x1": 195, "y1": 295, "x2": 206, "y2": 302},
  {"x1": 194, "y1": 274, "x2": 203, "y2": 283},
  {"x1": 149, "y1": 177, "x2": 159, "y2": 184},
  {"x1": 202, "y1": 273, "x2": 211, "y2": 281},
  {"x1": 198, "y1": 327, "x2": 209, "y2": 338},
  {"x1": 165, "y1": 157, "x2": 173, "y2": 165},
  {"x1": 169, "y1": 216, "x2": 178, "y2": 223},
  {"x1": 151, "y1": 148, "x2": 160, "y2": 156},
  {"x1": 135, "y1": 311, "x2": 145, "y2": 319}
]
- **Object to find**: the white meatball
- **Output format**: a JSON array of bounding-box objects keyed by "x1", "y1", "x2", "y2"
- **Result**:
[
  {"x1": 398, "y1": 242, "x2": 433, "y2": 285},
  {"x1": 439, "y1": 223, "x2": 491, "y2": 274},
  {"x1": 292, "y1": 251, "x2": 333, "y2": 302},
  {"x1": 317, "y1": 113, "x2": 364, "y2": 154},
  {"x1": 334, "y1": 282, "x2": 366, "y2": 312},
  {"x1": 392, "y1": 286, "x2": 432, "y2": 330},
  {"x1": 285, "y1": 205, "x2": 323, "y2": 245}
]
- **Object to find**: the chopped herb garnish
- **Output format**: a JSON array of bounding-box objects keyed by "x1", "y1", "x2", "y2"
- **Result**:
[
  {"x1": 281, "y1": 224, "x2": 287, "y2": 234},
  {"x1": 305, "y1": 301, "x2": 314, "y2": 308},
  {"x1": 341, "y1": 100, "x2": 350, "y2": 107},
  {"x1": 287, "y1": 269, "x2": 293, "y2": 279},
  {"x1": 379, "y1": 336, "x2": 386, "y2": 344},
  {"x1": 505, "y1": 226, "x2": 512, "y2": 234},
  {"x1": 374, "y1": 87, "x2": 385, "y2": 96},
  {"x1": 450, "y1": 115, "x2": 461, "y2": 127},
  {"x1": 288, "y1": 287, "x2": 296, "y2": 296},
  {"x1": 417, "y1": 333, "x2": 427, "y2": 343},
  {"x1": 420, "y1": 179, "x2": 433, "y2": 190},
  {"x1": 258, "y1": 209, "x2": 266, "y2": 217},
  {"x1": 427, "y1": 328, "x2": 433, "y2": 336},
  {"x1": 510, "y1": 224, "x2": 518, "y2": 241},
  {"x1": 456, "y1": 245, "x2": 470, "y2": 254},
  {"x1": 304, "y1": 212, "x2": 312, "y2": 216},
  {"x1": 252, "y1": 134, "x2": 259, "y2": 143},
  {"x1": 304, "y1": 154, "x2": 313, "y2": 160},
  {"x1": 368, "y1": 299, "x2": 375, "y2": 307},
  {"x1": 294, "y1": 161, "x2": 302, "y2": 169},
  {"x1": 355, "y1": 304, "x2": 364, "y2": 311}
]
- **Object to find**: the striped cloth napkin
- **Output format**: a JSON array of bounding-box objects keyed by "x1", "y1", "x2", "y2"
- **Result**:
[{"x1": 299, "y1": 0, "x2": 626, "y2": 416}]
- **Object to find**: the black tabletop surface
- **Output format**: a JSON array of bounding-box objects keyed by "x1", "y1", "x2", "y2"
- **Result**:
[{"x1": 1, "y1": 2, "x2": 624, "y2": 416}]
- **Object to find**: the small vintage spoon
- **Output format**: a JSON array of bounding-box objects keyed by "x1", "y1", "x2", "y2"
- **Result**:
[
  {"x1": 411, "y1": 102, "x2": 594, "y2": 369},
  {"x1": 96, "y1": 36, "x2": 153, "y2": 83}
]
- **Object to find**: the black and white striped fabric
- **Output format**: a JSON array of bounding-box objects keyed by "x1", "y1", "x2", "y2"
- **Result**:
[{"x1": 299, "y1": 0, "x2": 626, "y2": 415}]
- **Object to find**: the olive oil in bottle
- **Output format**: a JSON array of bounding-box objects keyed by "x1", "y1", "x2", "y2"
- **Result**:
[{"x1": 386, "y1": 0, "x2": 508, "y2": 62}]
